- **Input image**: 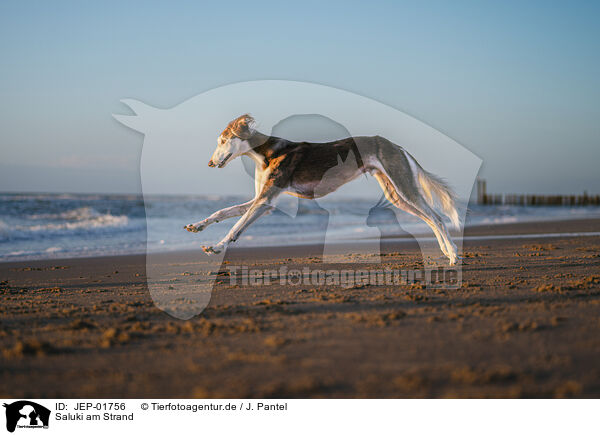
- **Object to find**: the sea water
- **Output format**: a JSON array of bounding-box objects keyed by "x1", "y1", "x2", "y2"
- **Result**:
[{"x1": 1, "y1": 192, "x2": 599, "y2": 262}]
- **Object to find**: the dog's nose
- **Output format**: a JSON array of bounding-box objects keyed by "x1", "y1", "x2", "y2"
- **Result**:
[{"x1": 208, "y1": 160, "x2": 215, "y2": 167}]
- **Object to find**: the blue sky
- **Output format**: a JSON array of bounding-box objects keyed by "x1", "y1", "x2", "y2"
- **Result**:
[{"x1": 1, "y1": 0, "x2": 599, "y2": 194}]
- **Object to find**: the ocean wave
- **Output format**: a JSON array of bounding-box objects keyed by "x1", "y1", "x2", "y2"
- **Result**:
[
  {"x1": 0, "y1": 208, "x2": 130, "y2": 237},
  {"x1": 25, "y1": 207, "x2": 129, "y2": 232},
  {"x1": 29, "y1": 206, "x2": 109, "y2": 220},
  {"x1": 0, "y1": 193, "x2": 142, "y2": 202}
]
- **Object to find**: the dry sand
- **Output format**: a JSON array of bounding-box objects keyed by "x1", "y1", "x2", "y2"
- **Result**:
[{"x1": 1, "y1": 218, "x2": 599, "y2": 398}]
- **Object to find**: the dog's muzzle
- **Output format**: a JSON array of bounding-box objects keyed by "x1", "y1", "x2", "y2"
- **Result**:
[{"x1": 209, "y1": 153, "x2": 232, "y2": 168}]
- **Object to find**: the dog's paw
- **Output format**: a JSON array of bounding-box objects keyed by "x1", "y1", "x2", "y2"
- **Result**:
[
  {"x1": 202, "y1": 245, "x2": 222, "y2": 255},
  {"x1": 448, "y1": 255, "x2": 462, "y2": 266},
  {"x1": 184, "y1": 223, "x2": 205, "y2": 233}
]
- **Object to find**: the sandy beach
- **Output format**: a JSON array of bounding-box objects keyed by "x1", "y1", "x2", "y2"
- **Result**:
[{"x1": 1, "y1": 218, "x2": 599, "y2": 398}]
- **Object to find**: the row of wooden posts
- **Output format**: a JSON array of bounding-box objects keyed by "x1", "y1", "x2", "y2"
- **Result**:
[{"x1": 476, "y1": 179, "x2": 600, "y2": 206}]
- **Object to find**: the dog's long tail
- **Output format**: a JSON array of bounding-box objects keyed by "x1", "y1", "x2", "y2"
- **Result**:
[{"x1": 413, "y1": 161, "x2": 460, "y2": 229}]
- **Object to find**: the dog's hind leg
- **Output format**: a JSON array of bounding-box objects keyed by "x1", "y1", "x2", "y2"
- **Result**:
[
  {"x1": 410, "y1": 199, "x2": 458, "y2": 265},
  {"x1": 184, "y1": 200, "x2": 254, "y2": 233},
  {"x1": 373, "y1": 170, "x2": 458, "y2": 264}
]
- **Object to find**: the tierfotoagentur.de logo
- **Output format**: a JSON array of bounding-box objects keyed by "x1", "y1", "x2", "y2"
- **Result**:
[{"x1": 3, "y1": 401, "x2": 50, "y2": 433}]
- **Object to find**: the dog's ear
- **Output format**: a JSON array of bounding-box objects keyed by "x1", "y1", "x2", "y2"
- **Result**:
[{"x1": 234, "y1": 114, "x2": 254, "y2": 139}]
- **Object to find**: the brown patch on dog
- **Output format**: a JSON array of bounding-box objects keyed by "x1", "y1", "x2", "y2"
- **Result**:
[{"x1": 220, "y1": 114, "x2": 255, "y2": 139}]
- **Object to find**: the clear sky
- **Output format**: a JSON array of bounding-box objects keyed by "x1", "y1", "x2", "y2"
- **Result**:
[{"x1": 1, "y1": 0, "x2": 599, "y2": 195}]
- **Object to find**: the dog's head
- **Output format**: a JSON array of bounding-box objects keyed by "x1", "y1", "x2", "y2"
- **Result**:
[{"x1": 208, "y1": 114, "x2": 255, "y2": 168}]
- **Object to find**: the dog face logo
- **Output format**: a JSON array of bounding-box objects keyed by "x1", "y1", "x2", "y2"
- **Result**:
[{"x1": 3, "y1": 401, "x2": 50, "y2": 433}]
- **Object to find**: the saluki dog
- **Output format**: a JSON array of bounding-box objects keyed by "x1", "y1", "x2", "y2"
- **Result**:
[{"x1": 184, "y1": 114, "x2": 460, "y2": 264}]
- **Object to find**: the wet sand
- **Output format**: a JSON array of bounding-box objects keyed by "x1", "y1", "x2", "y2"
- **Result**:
[{"x1": 1, "y1": 218, "x2": 599, "y2": 398}]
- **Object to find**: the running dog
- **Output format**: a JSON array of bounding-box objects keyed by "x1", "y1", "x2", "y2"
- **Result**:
[{"x1": 184, "y1": 114, "x2": 460, "y2": 264}]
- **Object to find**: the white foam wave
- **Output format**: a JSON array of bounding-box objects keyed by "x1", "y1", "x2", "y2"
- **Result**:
[{"x1": 24, "y1": 207, "x2": 129, "y2": 232}]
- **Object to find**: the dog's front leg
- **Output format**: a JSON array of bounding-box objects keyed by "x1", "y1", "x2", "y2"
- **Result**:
[
  {"x1": 202, "y1": 196, "x2": 276, "y2": 255},
  {"x1": 184, "y1": 200, "x2": 254, "y2": 233}
]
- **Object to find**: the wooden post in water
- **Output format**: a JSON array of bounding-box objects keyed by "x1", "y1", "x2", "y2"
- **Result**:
[
  {"x1": 477, "y1": 178, "x2": 487, "y2": 205},
  {"x1": 474, "y1": 180, "x2": 598, "y2": 206}
]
